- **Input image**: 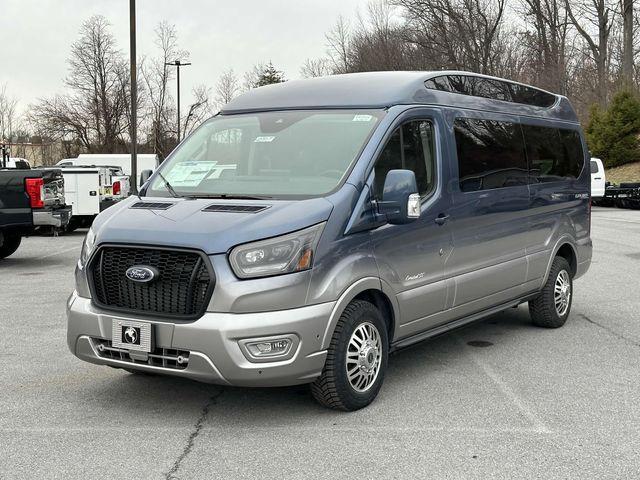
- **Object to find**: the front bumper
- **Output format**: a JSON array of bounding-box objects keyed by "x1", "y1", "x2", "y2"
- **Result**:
[
  {"x1": 66, "y1": 292, "x2": 332, "y2": 387},
  {"x1": 33, "y1": 207, "x2": 71, "y2": 228}
]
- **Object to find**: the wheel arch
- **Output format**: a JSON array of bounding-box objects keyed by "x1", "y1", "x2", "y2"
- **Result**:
[
  {"x1": 542, "y1": 237, "x2": 578, "y2": 286},
  {"x1": 320, "y1": 277, "x2": 399, "y2": 350}
]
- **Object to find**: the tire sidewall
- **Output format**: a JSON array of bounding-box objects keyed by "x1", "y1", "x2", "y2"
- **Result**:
[
  {"x1": 334, "y1": 302, "x2": 389, "y2": 410},
  {"x1": 0, "y1": 233, "x2": 21, "y2": 259},
  {"x1": 551, "y1": 259, "x2": 573, "y2": 323}
]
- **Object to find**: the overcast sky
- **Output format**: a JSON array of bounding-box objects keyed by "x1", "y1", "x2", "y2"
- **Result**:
[{"x1": 0, "y1": 0, "x2": 365, "y2": 114}]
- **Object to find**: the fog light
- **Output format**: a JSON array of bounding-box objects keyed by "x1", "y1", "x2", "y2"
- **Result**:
[{"x1": 246, "y1": 338, "x2": 292, "y2": 358}]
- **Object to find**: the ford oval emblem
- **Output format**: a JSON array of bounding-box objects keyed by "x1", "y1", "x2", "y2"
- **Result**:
[{"x1": 125, "y1": 265, "x2": 158, "y2": 283}]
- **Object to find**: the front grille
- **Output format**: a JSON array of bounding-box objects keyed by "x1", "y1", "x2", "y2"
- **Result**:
[
  {"x1": 94, "y1": 338, "x2": 189, "y2": 370},
  {"x1": 89, "y1": 246, "x2": 214, "y2": 319}
]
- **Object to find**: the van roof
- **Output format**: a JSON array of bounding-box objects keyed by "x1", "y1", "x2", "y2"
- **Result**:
[{"x1": 222, "y1": 71, "x2": 578, "y2": 123}]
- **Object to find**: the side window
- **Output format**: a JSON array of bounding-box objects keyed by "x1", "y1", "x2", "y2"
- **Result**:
[
  {"x1": 590, "y1": 160, "x2": 599, "y2": 174},
  {"x1": 559, "y1": 129, "x2": 585, "y2": 179},
  {"x1": 523, "y1": 125, "x2": 584, "y2": 182},
  {"x1": 454, "y1": 118, "x2": 528, "y2": 192},
  {"x1": 372, "y1": 120, "x2": 436, "y2": 201},
  {"x1": 425, "y1": 75, "x2": 556, "y2": 107}
]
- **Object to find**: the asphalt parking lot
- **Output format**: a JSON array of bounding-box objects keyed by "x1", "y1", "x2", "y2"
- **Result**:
[{"x1": 1, "y1": 206, "x2": 639, "y2": 479}]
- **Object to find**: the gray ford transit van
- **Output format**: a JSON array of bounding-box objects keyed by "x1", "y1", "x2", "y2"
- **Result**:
[{"x1": 67, "y1": 71, "x2": 592, "y2": 410}]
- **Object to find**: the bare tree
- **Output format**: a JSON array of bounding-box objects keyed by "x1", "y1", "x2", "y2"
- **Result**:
[
  {"x1": 30, "y1": 16, "x2": 129, "y2": 152},
  {"x1": 141, "y1": 21, "x2": 186, "y2": 158},
  {"x1": 519, "y1": 0, "x2": 570, "y2": 93},
  {"x1": 347, "y1": 1, "x2": 416, "y2": 71},
  {"x1": 215, "y1": 69, "x2": 240, "y2": 107},
  {"x1": 622, "y1": 0, "x2": 634, "y2": 84},
  {"x1": 394, "y1": 0, "x2": 508, "y2": 74},
  {"x1": 565, "y1": 0, "x2": 617, "y2": 104},
  {"x1": 0, "y1": 84, "x2": 19, "y2": 141},
  {"x1": 183, "y1": 85, "x2": 214, "y2": 136},
  {"x1": 326, "y1": 16, "x2": 352, "y2": 73},
  {"x1": 300, "y1": 58, "x2": 332, "y2": 78}
]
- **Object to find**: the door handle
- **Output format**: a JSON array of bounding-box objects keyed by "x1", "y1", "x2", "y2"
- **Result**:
[{"x1": 435, "y1": 214, "x2": 449, "y2": 225}]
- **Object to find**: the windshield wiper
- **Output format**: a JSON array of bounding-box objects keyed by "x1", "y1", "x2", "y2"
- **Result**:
[
  {"x1": 156, "y1": 171, "x2": 181, "y2": 198},
  {"x1": 193, "y1": 194, "x2": 272, "y2": 200}
]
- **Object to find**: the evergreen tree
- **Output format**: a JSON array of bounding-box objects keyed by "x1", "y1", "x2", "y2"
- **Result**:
[
  {"x1": 253, "y1": 62, "x2": 286, "y2": 88},
  {"x1": 586, "y1": 90, "x2": 640, "y2": 168}
]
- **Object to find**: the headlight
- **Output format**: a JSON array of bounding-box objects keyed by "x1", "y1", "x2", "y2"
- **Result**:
[
  {"x1": 229, "y1": 223, "x2": 325, "y2": 279},
  {"x1": 79, "y1": 227, "x2": 96, "y2": 267}
]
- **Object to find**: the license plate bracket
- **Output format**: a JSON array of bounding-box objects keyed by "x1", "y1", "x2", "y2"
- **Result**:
[{"x1": 112, "y1": 319, "x2": 153, "y2": 353}]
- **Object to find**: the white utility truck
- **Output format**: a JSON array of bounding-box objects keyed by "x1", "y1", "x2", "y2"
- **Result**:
[
  {"x1": 590, "y1": 157, "x2": 606, "y2": 198},
  {"x1": 56, "y1": 154, "x2": 158, "y2": 183},
  {"x1": 39, "y1": 165, "x2": 130, "y2": 231}
]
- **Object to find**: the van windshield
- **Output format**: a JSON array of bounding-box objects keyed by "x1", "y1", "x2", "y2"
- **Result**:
[{"x1": 146, "y1": 110, "x2": 384, "y2": 199}]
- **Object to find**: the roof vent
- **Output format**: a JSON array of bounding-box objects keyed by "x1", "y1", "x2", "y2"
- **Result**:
[
  {"x1": 130, "y1": 201, "x2": 175, "y2": 210},
  {"x1": 202, "y1": 204, "x2": 269, "y2": 213}
]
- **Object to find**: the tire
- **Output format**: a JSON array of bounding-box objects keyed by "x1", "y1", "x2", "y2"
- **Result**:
[
  {"x1": 529, "y1": 256, "x2": 573, "y2": 328},
  {"x1": 311, "y1": 299, "x2": 389, "y2": 411},
  {"x1": 66, "y1": 218, "x2": 79, "y2": 233},
  {"x1": 0, "y1": 234, "x2": 22, "y2": 259}
]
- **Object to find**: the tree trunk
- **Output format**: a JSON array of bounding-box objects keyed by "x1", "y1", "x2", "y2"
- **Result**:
[{"x1": 622, "y1": 0, "x2": 634, "y2": 86}]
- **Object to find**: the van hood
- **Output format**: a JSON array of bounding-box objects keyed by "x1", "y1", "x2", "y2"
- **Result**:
[{"x1": 92, "y1": 196, "x2": 334, "y2": 254}]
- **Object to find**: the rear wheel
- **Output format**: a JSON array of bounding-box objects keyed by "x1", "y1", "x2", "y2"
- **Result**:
[
  {"x1": 529, "y1": 256, "x2": 573, "y2": 328},
  {"x1": 0, "y1": 234, "x2": 22, "y2": 259},
  {"x1": 311, "y1": 299, "x2": 388, "y2": 411}
]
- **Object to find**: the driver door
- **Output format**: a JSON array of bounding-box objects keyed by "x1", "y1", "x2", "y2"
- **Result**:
[{"x1": 370, "y1": 114, "x2": 453, "y2": 340}]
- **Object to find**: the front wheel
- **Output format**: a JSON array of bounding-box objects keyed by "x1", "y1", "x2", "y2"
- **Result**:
[
  {"x1": 529, "y1": 256, "x2": 573, "y2": 328},
  {"x1": 311, "y1": 299, "x2": 389, "y2": 411},
  {"x1": 0, "y1": 233, "x2": 22, "y2": 259}
]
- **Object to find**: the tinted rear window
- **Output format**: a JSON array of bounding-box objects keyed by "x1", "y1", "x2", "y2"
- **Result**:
[
  {"x1": 425, "y1": 75, "x2": 556, "y2": 108},
  {"x1": 454, "y1": 119, "x2": 528, "y2": 192},
  {"x1": 523, "y1": 125, "x2": 584, "y2": 182}
]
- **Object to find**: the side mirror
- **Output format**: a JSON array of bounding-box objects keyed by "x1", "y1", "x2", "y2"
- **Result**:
[
  {"x1": 378, "y1": 169, "x2": 420, "y2": 224},
  {"x1": 139, "y1": 169, "x2": 153, "y2": 185}
]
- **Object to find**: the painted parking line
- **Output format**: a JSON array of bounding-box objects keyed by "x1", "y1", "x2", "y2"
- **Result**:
[
  {"x1": 35, "y1": 246, "x2": 80, "y2": 261},
  {"x1": 457, "y1": 336, "x2": 552, "y2": 434}
]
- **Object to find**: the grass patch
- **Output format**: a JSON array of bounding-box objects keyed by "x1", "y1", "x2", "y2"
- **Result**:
[{"x1": 605, "y1": 161, "x2": 640, "y2": 184}]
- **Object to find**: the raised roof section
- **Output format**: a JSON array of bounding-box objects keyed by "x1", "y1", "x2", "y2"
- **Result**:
[{"x1": 222, "y1": 71, "x2": 578, "y2": 123}]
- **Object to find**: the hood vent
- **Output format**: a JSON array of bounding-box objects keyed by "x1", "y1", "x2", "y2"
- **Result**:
[
  {"x1": 130, "y1": 201, "x2": 175, "y2": 210},
  {"x1": 203, "y1": 204, "x2": 269, "y2": 214}
]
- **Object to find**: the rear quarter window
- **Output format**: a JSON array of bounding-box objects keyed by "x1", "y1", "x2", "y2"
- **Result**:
[{"x1": 523, "y1": 125, "x2": 584, "y2": 182}]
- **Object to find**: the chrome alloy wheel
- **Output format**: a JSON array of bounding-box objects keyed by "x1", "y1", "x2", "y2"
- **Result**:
[
  {"x1": 346, "y1": 322, "x2": 382, "y2": 393},
  {"x1": 554, "y1": 269, "x2": 571, "y2": 316}
]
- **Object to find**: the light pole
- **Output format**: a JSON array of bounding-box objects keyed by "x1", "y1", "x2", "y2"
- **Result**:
[
  {"x1": 165, "y1": 60, "x2": 191, "y2": 142},
  {"x1": 129, "y1": 0, "x2": 138, "y2": 193}
]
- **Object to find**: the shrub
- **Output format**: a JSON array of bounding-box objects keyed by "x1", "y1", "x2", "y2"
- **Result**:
[{"x1": 585, "y1": 90, "x2": 640, "y2": 168}]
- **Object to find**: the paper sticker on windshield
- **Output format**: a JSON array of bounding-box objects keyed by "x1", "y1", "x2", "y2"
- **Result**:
[
  {"x1": 254, "y1": 136, "x2": 275, "y2": 143},
  {"x1": 353, "y1": 114, "x2": 373, "y2": 122},
  {"x1": 165, "y1": 161, "x2": 217, "y2": 187}
]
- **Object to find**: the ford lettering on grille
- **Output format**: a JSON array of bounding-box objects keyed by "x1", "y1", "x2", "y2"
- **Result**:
[{"x1": 125, "y1": 266, "x2": 158, "y2": 283}]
